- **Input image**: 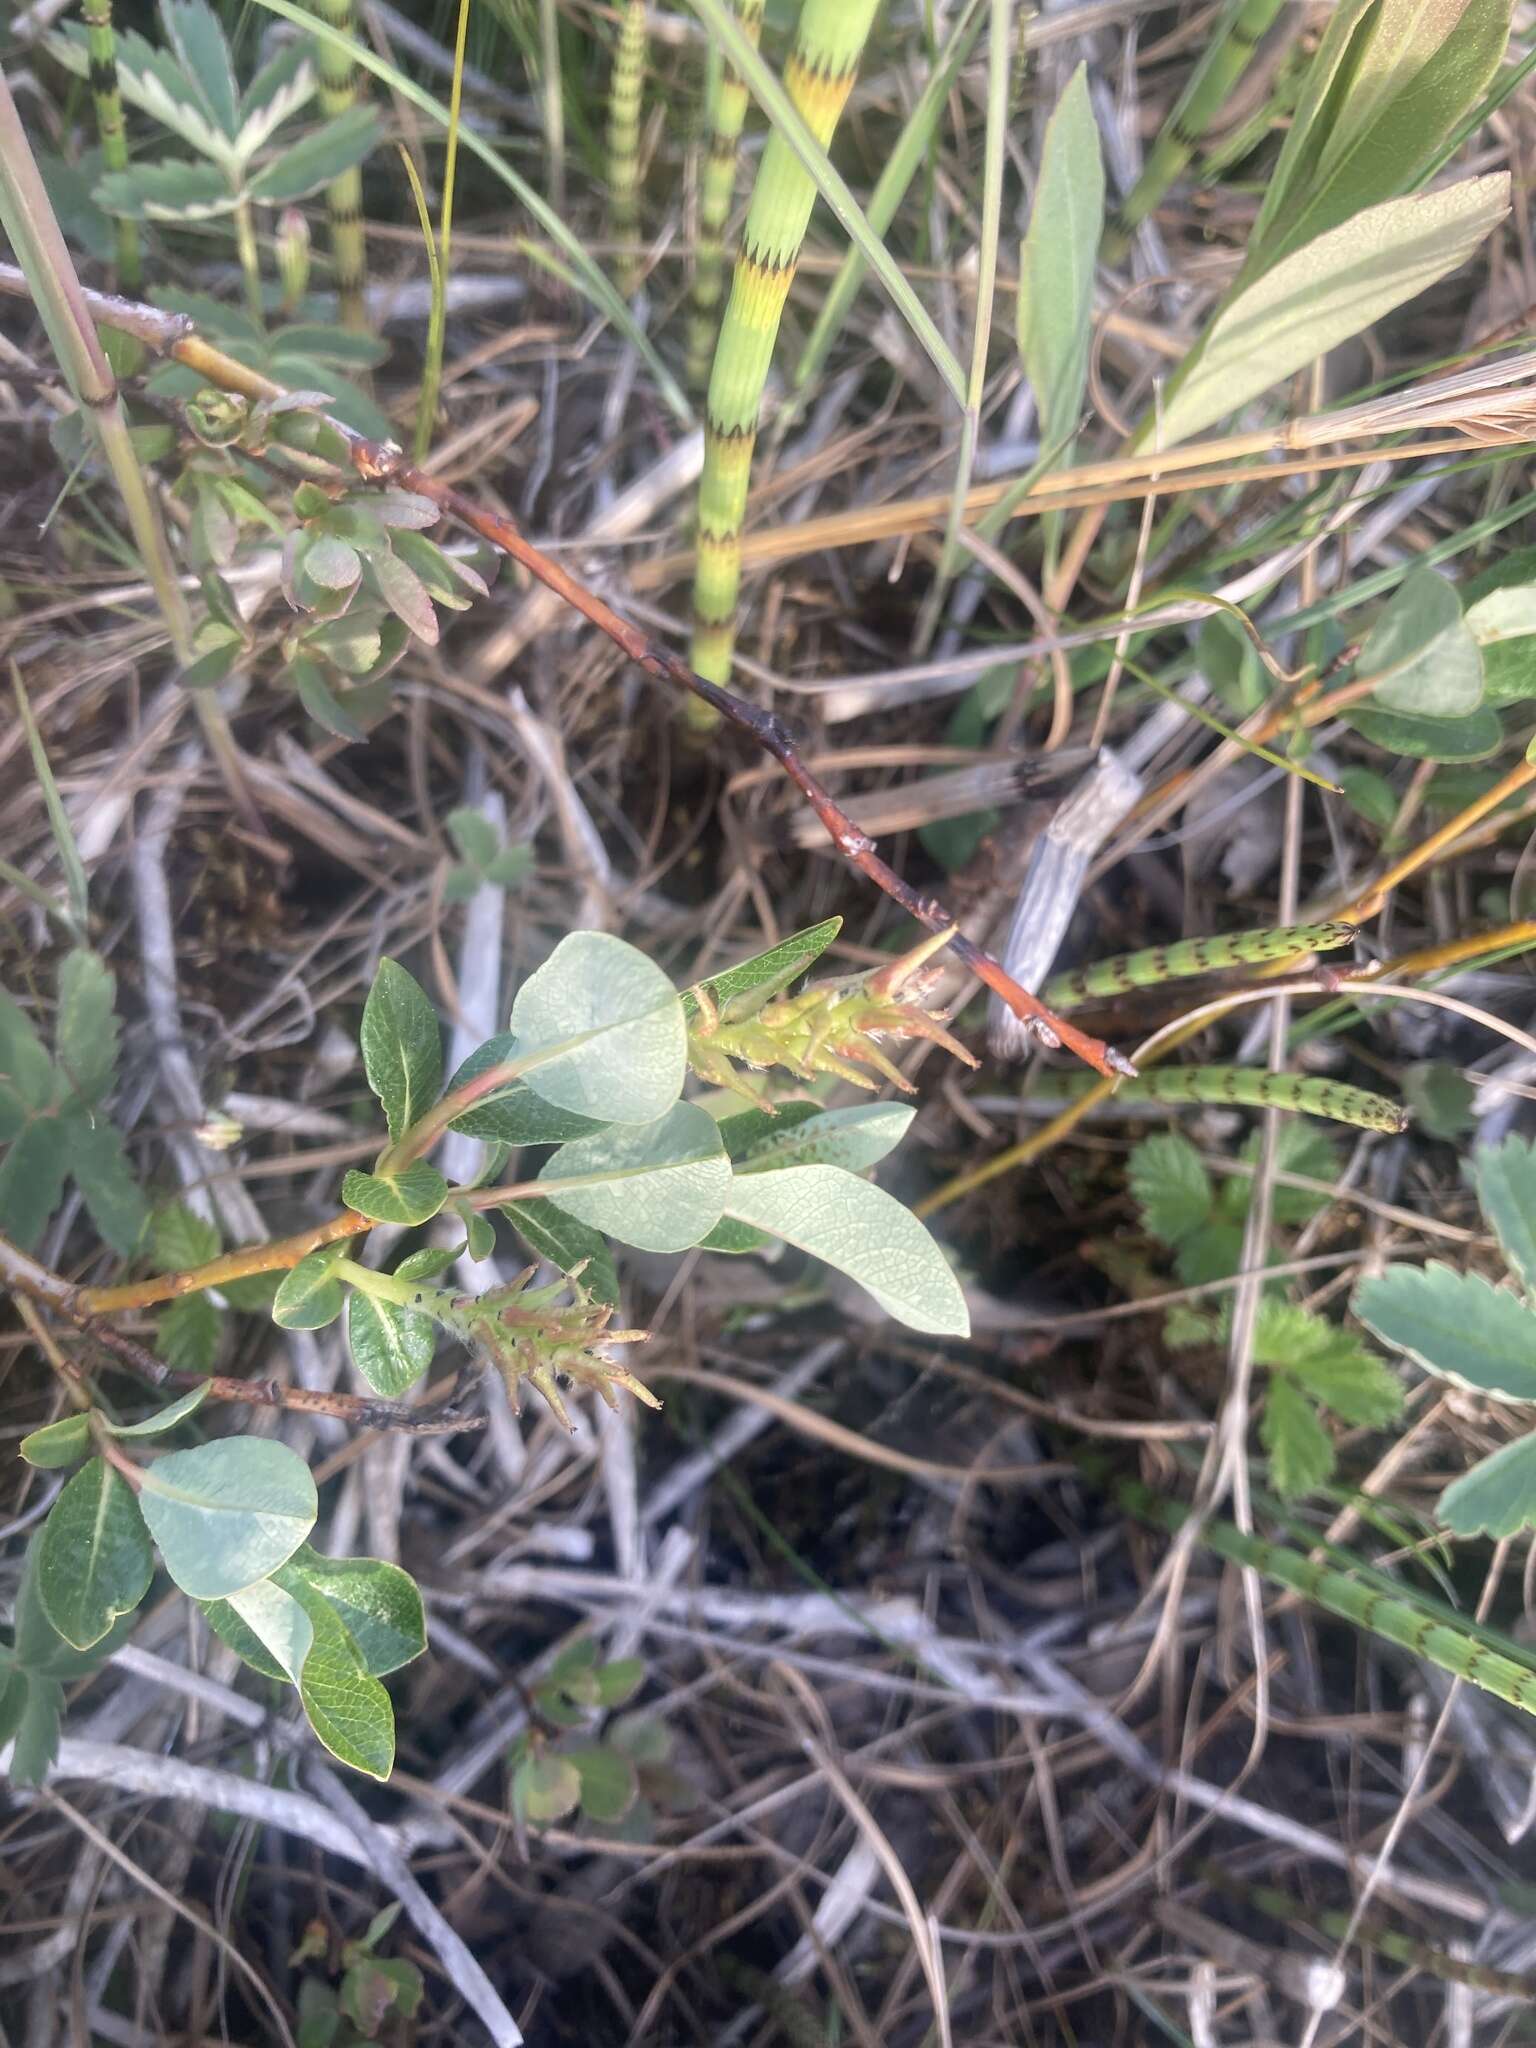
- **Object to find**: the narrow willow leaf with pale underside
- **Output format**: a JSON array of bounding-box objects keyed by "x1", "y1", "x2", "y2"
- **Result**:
[
  {"x1": 1044, "y1": 921, "x2": 1355, "y2": 1009},
  {"x1": 1156, "y1": 175, "x2": 1510, "y2": 448},
  {"x1": 680, "y1": 917, "x2": 841, "y2": 1025},
  {"x1": 539, "y1": 1101, "x2": 730, "y2": 1253}
]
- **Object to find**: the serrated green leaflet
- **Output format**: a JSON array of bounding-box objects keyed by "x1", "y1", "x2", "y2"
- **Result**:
[
  {"x1": 346, "y1": 1290, "x2": 435, "y2": 1397},
  {"x1": 721, "y1": 1165, "x2": 969, "y2": 1336},
  {"x1": 1129, "y1": 1134, "x2": 1211, "y2": 1245},
  {"x1": 245, "y1": 104, "x2": 381, "y2": 204},
  {"x1": 498, "y1": 1196, "x2": 620, "y2": 1304},
  {"x1": 37, "y1": 1457, "x2": 154, "y2": 1649},
  {"x1": 1261, "y1": 1377, "x2": 1335, "y2": 1500},
  {"x1": 136, "y1": 1437, "x2": 317, "y2": 1599},
  {"x1": 446, "y1": 1034, "x2": 605, "y2": 1145},
  {"x1": 54, "y1": 949, "x2": 117, "y2": 1105},
  {"x1": 360, "y1": 958, "x2": 442, "y2": 1142},
  {"x1": 20, "y1": 1413, "x2": 92, "y2": 1468},
  {"x1": 539, "y1": 1101, "x2": 730, "y2": 1253},
  {"x1": 0, "y1": 1122, "x2": 68, "y2": 1251},
  {"x1": 340, "y1": 1161, "x2": 448, "y2": 1226},
  {"x1": 1354, "y1": 1263, "x2": 1536, "y2": 1401},
  {"x1": 1254, "y1": 1303, "x2": 1402, "y2": 1426},
  {"x1": 1471, "y1": 1137, "x2": 1536, "y2": 1299},
  {"x1": 282, "y1": 1546, "x2": 424, "y2": 1674},
  {"x1": 64, "y1": 1114, "x2": 145, "y2": 1257},
  {"x1": 680, "y1": 917, "x2": 842, "y2": 1024},
  {"x1": 512, "y1": 932, "x2": 686, "y2": 1126},
  {"x1": 1439, "y1": 1432, "x2": 1536, "y2": 1539},
  {"x1": 157, "y1": 1293, "x2": 221, "y2": 1370},
  {"x1": 153, "y1": 1200, "x2": 220, "y2": 1270},
  {"x1": 107, "y1": 1380, "x2": 212, "y2": 1438},
  {"x1": 272, "y1": 1246, "x2": 349, "y2": 1329}
]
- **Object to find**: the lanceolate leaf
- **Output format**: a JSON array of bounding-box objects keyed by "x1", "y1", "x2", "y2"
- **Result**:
[
  {"x1": 446, "y1": 1035, "x2": 605, "y2": 1145},
  {"x1": 680, "y1": 917, "x2": 843, "y2": 1025},
  {"x1": 107, "y1": 1380, "x2": 213, "y2": 1438},
  {"x1": 512, "y1": 932, "x2": 686, "y2": 1125},
  {"x1": 1016, "y1": 63, "x2": 1104, "y2": 451},
  {"x1": 1156, "y1": 175, "x2": 1511, "y2": 448},
  {"x1": 360, "y1": 959, "x2": 442, "y2": 1142},
  {"x1": 1439, "y1": 1432, "x2": 1536, "y2": 1539},
  {"x1": 721, "y1": 1102, "x2": 916, "y2": 1176},
  {"x1": 273, "y1": 1246, "x2": 350, "y2": 1330},
  {"x1": 539, "y1": 1102, "x2": 730, "y2": 1253},
  {"x1": 160, "y1": 0, "x2": 241, "y2": 139},
  {"x1": 20, "y1": 1413, "x2": 92, "y2": 1468},
  {"x1": 1354, "y1": 1263, "x2": 1536, "y2": 1401},
  {"x1": 498, "y1": 1196, "x2": 620, "y2": 1305},
  {"x1": 346, "y1": 1290, "x2": 436, "y2": 1397},
  {"x1": 720, "y1": 1165, "x2": 970, "y2": 1336},
  {"x1": 340, "y1": 1161, "x2": 448, "y2": 1226},
  {"x1": 37, "y1": 1458, "x2": 155, "y2": 1649},
  {"x1": 136, "y1": 1438, "x2": 317, "y2": 1599},
  {"x1": 1471, "y1": 1137, "x2": 1536, "y2": 1300},
  {"x1": 95, "y1": 160, "x2": 239, "y2": 221}
]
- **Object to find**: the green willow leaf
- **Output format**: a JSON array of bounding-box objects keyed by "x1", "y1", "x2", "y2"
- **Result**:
[
  {"x1": 721, "y1": 1101, "x2": 915, "y2": 1176},
  {"x1": 136, "y1": 1438, "x2": 317, "y2": 1599},
  {"x1": 445, "y1": 1034, "x2": 604, "y2": 1145},
  {"x1": 272, "y1": 1246, "x2": 349, "y2": 1330},
  {"x1": 539, "y1": 1101, "x2": 730, "y2": 1253},
  {"x1": 277, "y1": 1568, "x2": 395, "y2": 1778},
  {"x1": 498, "y1": 1196, "x2": 620, "y2": 1305},
  {"x1": 680, "y1": 917, "x2": 842, "y2": 1025},
  {"x1": 37, "y1": 1458, "x2": 154, "y2": 1649},
  {"x1": 1361, "y1": 566, "x2": 1483, "y2": 717},
  {"x1": 346, "y1": 1290, "x2": 435, "y2": 1397},
  {"x1": 720, "y1": 1165, "x2": 970, "y2": 1336},
  {"x1": 107, "y1": 1380, "x2": 213, "y2": 1438},
  {"x1": 512, "y1": 932, "x2": 685, "y2": 1125},
  {"x1": 224, "y1": 1575, "x2": 314, "y2": 1683},
  {"x1": 20, "y1": 1413, "x2": 92, "y2": 1469},
  {"x1": 340, "y1": 1161, "x2": 448, "y2": 1226},
  {"x1": 281, "y1": 1545, "x2": 425, "y2": 1675},
  {"x1": 1344, "y1": 702, "x2": 1504, "y2": 762},
  {"x1": 359, "y1": 958, "x2": 442, "y2": 1142}
]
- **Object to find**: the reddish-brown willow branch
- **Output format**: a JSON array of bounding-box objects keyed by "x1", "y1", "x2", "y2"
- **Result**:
[{"x1": 0, "y1": 263, "x2": 1132, "y2": 1077}]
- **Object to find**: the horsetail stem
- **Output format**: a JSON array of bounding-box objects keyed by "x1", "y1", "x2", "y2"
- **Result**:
[
  {"x1": 607, "y1": 0, "x2": 646, "y2": 294},
  {"x1": 1102, "y1": 0, "x2": 1287, "y2": 262},
  {"x1": 306, "y1": 0, "x2": 369, "y2": 332},
  {"x1": 1043, "y1": 921, "x2": 1357, "y2": 1009},
  {"x1": 1122, "y1": 1481, "x2": 1536, "y2": 1717},
  {"x1": 689, "y1": 0, "x2": 765, "y2": 393},
  {"x1": 79, "y1": 0, "x2": 139, "y2": 291},
  {"x1": 688, "y1": 0, "x2": 882, "y2": 721},
  {"x1": 1109, "y1": 1065, "x2": 1406, "y2": 1133}
]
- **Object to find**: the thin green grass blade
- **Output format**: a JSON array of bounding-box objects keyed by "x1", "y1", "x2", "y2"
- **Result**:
[
  {"x1": 396, "y1": 145, "x2": 443, "y2": 460},
  {"x1": 1112, "y1": 1066, "x2": 1407, "y2": 1133},
  {"x1": 11, "y1": 665, "x2": 89, "y2": 941},
  {"x1": 689, "y1": 0, "x2": 765, "y2": 391},
  {"x1": 689, "y1": 0, "x2": 885, "y2": 712},
  {"x1": 687, "y1": 0, "x2": 965, "y2": 407},
  {"x1": 607, "y1": 0, "x2": 646, "y2": 294},
  {"x1": 248, "y1": 0, "x2": 692, "y2": 424},
  {"x1": 412, "y1": 0, "x2": 471, "y2": 459},
  {"x1": 1044, "y1": 921, "x2": 1356, "y2": 1009},
  {"x1": 1103, "y1": 0, "x2": 1288, "y2": 261},
  {"x1": 305, "y1": 0, "x2": 370, "y2": 333}
]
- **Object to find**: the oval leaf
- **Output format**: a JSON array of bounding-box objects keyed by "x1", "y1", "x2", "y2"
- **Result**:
[
  {"x1": 571, "y1": 1744, "x2": 638, "y2": 1823},
  {"x1": 539, "y1": 1101, "x2": 730, "y2": 1253},
  {"x1": 721, "y1": 1165, "x2": 970, "y2": 1336},
  {"x1": 1354, "y1": 1263, "x2": 1536, "y2": 1401},
  {"x1": 37, "y1": 1457, "x2": 154, "y2": 1649},
  {"x1": 726, "y1": 1102, "x2": 916, "y2": 1176},
  {"x1": 136, "y1": 1438, "x2": 317, "y2": 1599},
  {"x1": 340, "y1": 1161, "x2": 448, "y2": 1226},
  {"x1": 512, "y1": 932, "x2": 686, "y2": 1125},
  {"x1": 224, "y1": 1576, "x2": 315, "y2": 1684},
  {"x1": 107, "y1": 1380, "x2": 213, "y2": 1438},
  {"x1": 1362, "y1": 567, "x2": 1483, "y2": 717},
  {"x1": 281, "y1": 1546, "x2": 425, "y2": 1675},
  {"x1": 360, "y1": 959, "x2": 442, "y2": 1143},
  {"x1": 21, "y1": 1412, "x2": 92, "y2": 1469},
  {"x1": 514, "y1": 1752, "x2": 581, "y2": 1824},
  {"x1": 446, "y1": 1034, "x2": 605, "y2": 1145},
  {"x1": 273, "y1": 1246, "x2": 350, "y2": 1329},
  {"x1": 278, "y1": 1569, "x2": 395, "y2": 1778},
  {"x1": 346, "y1": 1290, "x2": 436, "y2": 1397}
]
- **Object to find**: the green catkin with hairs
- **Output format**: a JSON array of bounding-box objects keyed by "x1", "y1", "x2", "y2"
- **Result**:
[
  {"x1": 1102, "y1": 0, "x2": 1287, "y2": 262},
  {"x1": 306, "y1": 0, "x2": 369, "y2": 333},
  {"x1": 689, "y1": 0, "x2": 882, "y2": 719},
  {"x1": 689, "y1": 0, "x2": 765, "y2": 393},
  {"x1": 608, "y1": 1, "x2": 646, "y2": 294},
  {"x1": 1111, "y1": 1066, "x2": 1406, "y2": 1133},
  {"x1": 1043, "y1": 921, "x2": 1356, "y2": 1010},
  {"x1": 80, "y1": 0, "x2": 139, "y2": 291},
  {"x1": 1121, "y1": 1481, "x2": 1536, "y2": 1716}
]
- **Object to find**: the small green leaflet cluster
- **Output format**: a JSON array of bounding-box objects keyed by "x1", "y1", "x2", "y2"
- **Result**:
[
  {"x1": 292, "y1": 1903, "x2": 424, "y2": 2044},
  {"x1": 0, "y1": 949, "x2": 144, "y2": 1258},
  {"x1": 11, "y1": 1401, "x2": 424, "y2": 1779},
  {"x1": 1355, "y1": 1136, "x2": 1536, "y2": 1540},
  {"x1": 1131, "y1": 1130, "x2": 1402, "y2": 1498},
  {"x1": 280, "y1": 923, "x2": 967, "y2": 1428},
  {"x1": 48, "y1": 0, "x2": 380, "y2": 232},
  {"x1": 509, "y1": 1639, "x2": 693, "y2": 1831},
  {"x1": 443, "y1": 805, "x2": 533, "y2": 903}
]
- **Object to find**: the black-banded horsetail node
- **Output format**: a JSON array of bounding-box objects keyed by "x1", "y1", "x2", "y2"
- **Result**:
[
  {"x1": 690, "y1": 0, "x2": 882, "y2": 724},
  {"x1": 1103, "y1": 0, "x2": 1286, "y2": 261},
  {"x1": 81, "y1": 0, "x2": 140, "y2": 291},
  {"x1": 306, "y1": 0, "x2": 368, "y2": 332},
  {"x1": 1042, "y1": 920, "x2": 1356, "y2": 1010},
  {"x1": 690, "y1": 0, "x2": 766, "y2": 393}
]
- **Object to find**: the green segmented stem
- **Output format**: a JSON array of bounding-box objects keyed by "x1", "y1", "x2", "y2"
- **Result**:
[
  {"x1": 608, "y1": 1, "x2": 646, "y2": 293},
  {"x1": 80, "y1": 0, "x2": 139, "y2": 289},
  {"x1": 1103, "y1": 0, "x2": 1287, "y2": 261},
  {"x1": 1108, "y1": 1065, "x2": 1406, "y2": 1133},
  {"x1": 689, "y1": 0, "x2": 882, "y2": 713},
  {"x1": 1043, "y1": 921, "x2": 1356, "y2": 1009},
  {"x1": 689, "y1": 0, "x2": 765, "y2": 392},
  {"x1": 1123, "y1": 1482, "x2": 1536, "y2": 1716},
  {"x1": 307, "y1": 0, "x2": 369, "y2": 332}
]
